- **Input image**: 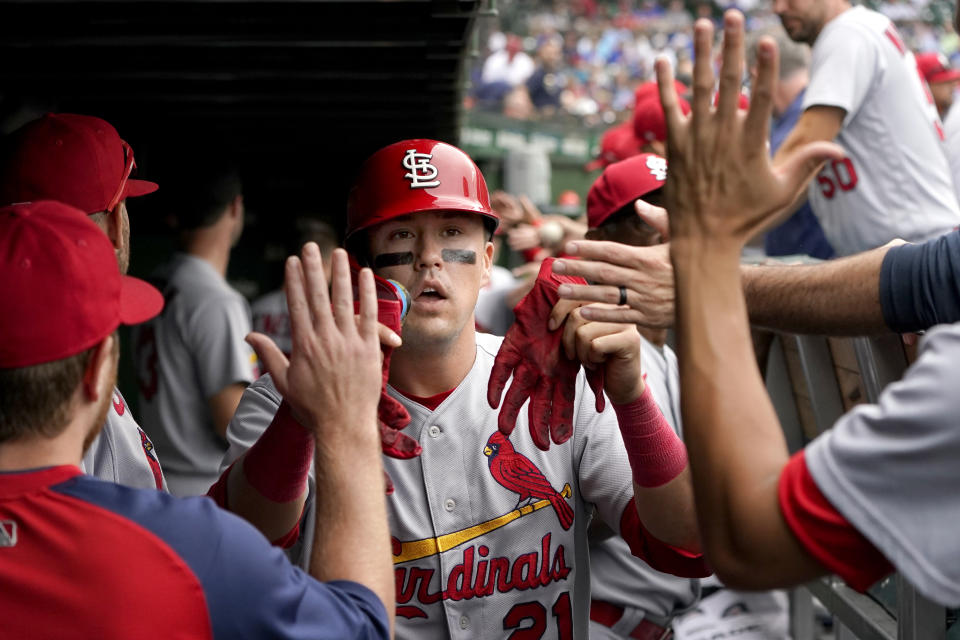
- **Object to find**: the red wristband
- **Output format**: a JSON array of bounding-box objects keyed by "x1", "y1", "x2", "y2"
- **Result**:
[
  {"x1": 613, "y1": 385, "x2": 688, "y2": 488},
  {"x1": 242, "y1": 401, "x2": 314, "y2": 502}
]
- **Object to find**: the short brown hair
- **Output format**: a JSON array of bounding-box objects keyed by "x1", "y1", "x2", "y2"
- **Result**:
[{"x1": 0, "y1": 346, "x2": 95, "y2": 443}]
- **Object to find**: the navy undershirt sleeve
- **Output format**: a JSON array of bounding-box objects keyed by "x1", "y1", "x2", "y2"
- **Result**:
[{"x1": 879, "y1": 230, "x2": 960, "y2": 333}]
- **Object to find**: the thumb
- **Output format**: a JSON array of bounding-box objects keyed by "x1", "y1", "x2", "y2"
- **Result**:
[
  {"x1": 776, "y1": 141, "x2": 847, "y2": 201},
  {"x1": 635, "y1": 199, "x2": 670, "y2": 241},
  {"x1": 245, "y1": 332, "x2": 289, "y2": 394}
]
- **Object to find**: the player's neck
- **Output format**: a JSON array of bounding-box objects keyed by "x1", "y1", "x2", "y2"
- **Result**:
[
  {"x1": 815, "y1": 0, "x2": 852, "y2": 41},
  {"x1": 389, "y1": 323, "x2": 478, "y2": 397},
  {"x1": 181, "y1": 230, "x2": 231, "y2": 277},
  {"x1": 0, "y1": 424, "x2": 87, "y2": 472}
]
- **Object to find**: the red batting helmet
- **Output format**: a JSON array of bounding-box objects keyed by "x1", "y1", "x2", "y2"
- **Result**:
[{"x1": 346, "y1": 139, "x2": 499, "y2": 240}]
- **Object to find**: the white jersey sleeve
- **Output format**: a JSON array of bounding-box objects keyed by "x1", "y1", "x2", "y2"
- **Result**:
[
  {"x1": 804, "y1": 322, "x2": 960, "y2": 607},
  {"x1": 804, "y1": 15, "x2": 879, "y2": 124},
  {"x1": 943, "y1": 106, "x2": 960, "y2": 203},
  {"x1": 81, "y1": 388, "x2": 167, "y2": 491}
]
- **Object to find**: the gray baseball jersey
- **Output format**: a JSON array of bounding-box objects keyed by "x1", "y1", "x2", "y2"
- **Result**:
[
  {"x1": 804, "y1": 6, "x2": 960, "y2": 255},
  {"x1": 251, "y1": 288, "x2": 292, "y2": 355},
  {"x1": 81, "y1": 387, "x2": 167, "y2": 491},
  {"x1": 589, "y1": 336, "x2": 698, "y2": 639},
  {"x1": 804, "y1": 322, "x2": 960, "y2": 607},
  {"x1": 133, "y1": 252, "x2": 258, "y2": 496},
  {"x1": 223, "y1": 332, "x2": 672, "y2": 640}
]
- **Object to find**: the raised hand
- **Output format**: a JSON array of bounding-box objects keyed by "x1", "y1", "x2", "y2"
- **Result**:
[
  {"x1": 246, "y1": 245, "x2": 381, "y2": 450},
  {"x1": 659, "y1": 11, "x2": 844, "y2": 246},
  {"x1": 551, "y1": 241, "x2": 675, "y2": 328}
]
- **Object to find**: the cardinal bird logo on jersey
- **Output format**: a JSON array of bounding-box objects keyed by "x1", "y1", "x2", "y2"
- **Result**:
[{"x1": 484, "y1": 431, "x2": 574, "y2": 530}]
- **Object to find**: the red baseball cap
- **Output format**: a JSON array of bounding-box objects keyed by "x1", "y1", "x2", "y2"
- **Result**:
[
  {"x1": 634, "y1": 80, "x2": 689, "y2": 105},
  {"x1": 585, "y1": 122, "x2": 643, "y2": 171},
  {"x1": 0, "y1": 201, "x2": 163, "y2": 368},
  {"x1": 916, "y1": 52, "x2": 960, "y2": 85},
  {"x1": 712, "y1": 91, "x2": 751, "y2": 109},
  {"x1": 587, "y1": 153, "x2": 667, "y2": 229},
  {"x1": 633, "y1": 95, "x2": 691, "y2": 143},
  {"x1": 0, "y1": 113, "x2": 158, "y2": 215}
]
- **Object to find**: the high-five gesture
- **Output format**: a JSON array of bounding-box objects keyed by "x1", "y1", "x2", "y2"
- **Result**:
[
  {"x1": 244, "y1": 244, "x2": 394, "y2": 629},
  {"x1": 658, "y1": 12, "x2": 844, "y2": 246},
  {"x1": 248, "y1": 245, "x2": 382, "y2": 443}
]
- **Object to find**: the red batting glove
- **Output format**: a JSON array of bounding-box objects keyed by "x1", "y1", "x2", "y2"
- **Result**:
[
  {"x1": 487, "y1": 258, "x2": 605, "y2": 450},
  {"x1": 350, "y1": 257, "x2": 422, "y2": 462}
]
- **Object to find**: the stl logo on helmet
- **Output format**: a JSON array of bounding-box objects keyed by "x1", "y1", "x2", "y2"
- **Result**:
[
  {"x1": 402, "y1": 149, "x2": 441, "y2": 189},
  {"x1": 646, "y1": 155, "x2": 667, "y2": 181}
]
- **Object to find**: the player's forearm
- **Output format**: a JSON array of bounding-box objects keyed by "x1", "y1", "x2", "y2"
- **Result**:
[
  {"x1": 310, "y1": 417, "x2": 395, "y2": 628},
  {"x1": 631, "y1": 472, "x2": 700, "y2": 552},
  {"x1": 612, "y1": 387, "x2": 700, "y2": 551},
  {"x1": 226, "y1": 457, "x2": 308, "y2": 542},
  {"x1": 743, "y1": 245, "x2": 889, "y2": 334},
  {"x1": 221, "y1": 402, "x2": 312, "y2": 543},
  {"x1": 673, "y1": 240, "x2": 793, "y2": 577}
]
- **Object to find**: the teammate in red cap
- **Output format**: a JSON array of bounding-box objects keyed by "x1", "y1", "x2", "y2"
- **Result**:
[
  {"x1": 0, "y1": 113, "x2": 166, "y2": 491},
  {"x1": 633, "y1": 93, "x2": 692, "y2": 155},
  {"x1": 584, "y1": 122, "x2": 643, "y2": 172},
  {"x1": 915, "y1": 51, "x2": 960, "y2": 118},
  {"x1": 0, "y1": 201, "x2": 393, "y2": 639},
  {"x1": 582, "y1": 154, "x2": 703, "y2": 638},
  {"x1": 219, "y1": 139, "x2": 709, "y2": 639}
]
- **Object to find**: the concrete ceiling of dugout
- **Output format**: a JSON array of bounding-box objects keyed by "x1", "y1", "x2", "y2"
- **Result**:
[{"x1": 0, "y1": 0, "x2": 483, "y2": 230}]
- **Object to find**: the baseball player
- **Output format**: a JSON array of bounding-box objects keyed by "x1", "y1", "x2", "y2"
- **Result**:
[
  {"x1": 772, "y1": 0, "x2": 960, "y2": 255},
  {"x1": 0, "y1": 113, "x2": 166, "y2": 491},
  {"x1": 0, "y1": 200, "x2": 392, "y2": 639},
  {"x1": 221, "y1": 139, "x2": 710, "y2": 639},
  {"x1": 915, "y1": 52, "x2": 960, "y2": 119},
  {"x1": 584, "y1": 153, "x2": 700, "y2": 639},
  {"x1": 132, "y1": 164, "x2": 260, "y2": 496},
  {"x1": 624, "y1": 11, "x2": 960, "y2": 607}
]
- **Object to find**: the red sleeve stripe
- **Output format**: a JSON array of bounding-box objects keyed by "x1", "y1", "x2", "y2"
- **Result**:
[{"x1": 778, "y1": 451, "x2": 894, "y2": 591}]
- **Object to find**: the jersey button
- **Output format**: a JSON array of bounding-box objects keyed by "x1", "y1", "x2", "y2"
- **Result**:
[
  {"x1": 428, "y1": 425, "x2": 442, "y2": 438},
  {"x1": 444, "y1": 498, "x2": 456, "y2": 511},
  {"x1": 459, "y1": 615, "x2": 470, "y2": 629}
]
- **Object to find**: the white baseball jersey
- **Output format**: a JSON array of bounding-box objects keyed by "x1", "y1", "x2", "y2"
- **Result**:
[
  {"x1": 222, "y1": 332, "x2": 677, "y2": 640},
  {"x1": 251, "y1": 288, "x2": 292, "y2": 355},
  {"x1": 804, "y1": 322, "x2": 960, "y2": 607},
  {"x1": 132, "y1": 252, "x2": 258, "y2": 496},
  {"x1": 81, "y1": 387, "x2": 167, "y2": 491},
  {"x1": 943, "y1": 106, "x2": 960, "y2": 203},
  {"x1": 804, "y1": 6, "x2": 960, "y2": 256},
  {"x1": 589, "y1": 337, "x2": 698, "y2": 639}
]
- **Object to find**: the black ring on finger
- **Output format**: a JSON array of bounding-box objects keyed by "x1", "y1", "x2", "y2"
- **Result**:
[{"x1": 618, "y1": 285, "x2": 627, "y2": 306}]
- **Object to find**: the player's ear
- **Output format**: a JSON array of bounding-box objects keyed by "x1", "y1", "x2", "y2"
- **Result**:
[
  {"x1": 82, "y1": 334, "x2": 119, "y2": 402},
  {"x1": 480, "y1": 240, "x2": 494, "y2": 288}
]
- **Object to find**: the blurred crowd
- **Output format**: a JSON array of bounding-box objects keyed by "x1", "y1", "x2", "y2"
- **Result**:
[{"x1": 468, "y1": 0, "x2": 960, "y2": 126}]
